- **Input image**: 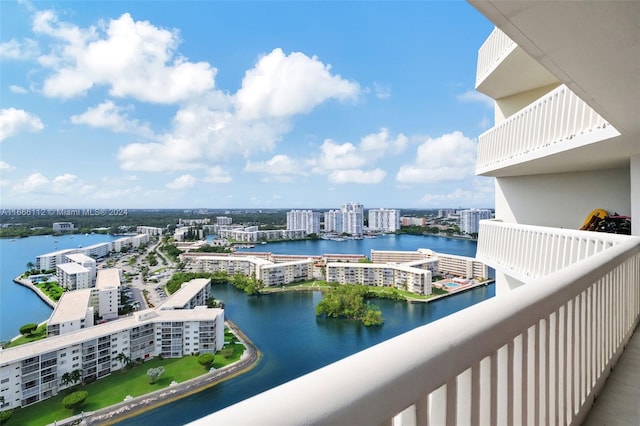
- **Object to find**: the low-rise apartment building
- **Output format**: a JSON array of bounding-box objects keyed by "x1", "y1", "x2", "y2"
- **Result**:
[
  {"x1": 56, "y1": 262, "x2": 91, "y2": 290},
  {"x1": 371, "y1": 248, "x2": 487, "y2": 280},
  {"x1": 326, "y1": 262, "x2": 432, "y2": 295},
  {"x1": 94, "y1": 268, "x2": 122, "y2": 320}
]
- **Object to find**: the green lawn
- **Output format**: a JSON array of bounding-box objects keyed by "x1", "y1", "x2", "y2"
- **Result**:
[
  {"x1": 5, "y1": 324, "x2": 47, "y2": 348},
  {"x1": 36, "y1": 281, "x2": 64, "y2": 302},
  {"x1": 6, "y1": 342, "x2": 246, "y2": 426}
]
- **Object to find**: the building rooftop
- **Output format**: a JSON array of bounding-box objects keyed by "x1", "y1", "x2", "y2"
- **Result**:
[
  {"x1": 57, "y1": 262, "x2": 90, "y2": 274},
  {"x1": 96, "y1": 268, "x2": 121, "y2": 290},
  {"x1": 158, "y1": 278, "x2": 211, "y2": 310},
  {"x1": 65, "y1": 253, "x2": 95, "y2": 264},
  {"x1": 48, "y1": 288, "x2": 92, "y2": 325}
]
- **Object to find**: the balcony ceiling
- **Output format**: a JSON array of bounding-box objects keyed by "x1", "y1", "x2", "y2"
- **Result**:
[{"x1": 469, "y1": 0, "x2": 640, "y2": 148}]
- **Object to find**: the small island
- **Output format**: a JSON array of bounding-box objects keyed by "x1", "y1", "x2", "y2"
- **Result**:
[{"x1": 315, "y1": 284, "x2": 384, "y2": 326}]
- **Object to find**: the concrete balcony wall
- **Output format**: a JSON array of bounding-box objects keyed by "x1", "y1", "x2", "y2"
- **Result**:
[
  {"x1": 189, "y1": 230, "x2": 640, "y2": 426},
  {"x1": 477, "y1": 84, "x2": 619, "y2": 177},
  {"x1": 476, "y1": 220, "x2": 631, "y2": 294},
  {"x1": 476, "y1": 28, "x2": 558, "y2": 100},
  {"x1": 493, "y1": 167, "x2": 631, "y2": 231},
  {"x1": 494, "y1": 83, "x2": 559, "y2": 124}
]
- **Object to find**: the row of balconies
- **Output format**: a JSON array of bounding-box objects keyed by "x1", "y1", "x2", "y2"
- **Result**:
[{"x1": 475, "y1": 29, "x2": 623, "y2": 177}]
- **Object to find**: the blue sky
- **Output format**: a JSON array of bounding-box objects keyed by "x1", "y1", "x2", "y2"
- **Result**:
[{"x1": 0, "y1": 1, "x2": 495, "y2": 210}]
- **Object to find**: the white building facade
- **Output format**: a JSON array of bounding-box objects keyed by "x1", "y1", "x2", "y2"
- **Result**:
[
  {"x1": 286, "y1": 210, "x2": 321, "y2": 235},
  {"x1": 368, "y1": 209, "x2": 401, "y2": 232},
  {"x1": 459, "y1": 209, "x2": 492, "y2": 235},
  {"x1": 341, "y1": 202, "x2": 364, "y2": 237}
]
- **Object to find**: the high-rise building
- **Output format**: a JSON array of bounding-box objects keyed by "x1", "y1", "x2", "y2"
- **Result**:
[
  {"x1": 459, "y1": 208, "x2": 492, "y2": 235},
  {"x1": 341, "y1": 202, "x2": 364, "y2": 237},
  {"x1": 368, "y1": 208, "x2": 401, "y2": 232},
  {"x1": 286, "y1": 210, "x2": 321, "y2": 235},
  {"x1": 323, "y1": 209, "x2": 343, "y2": 233}
]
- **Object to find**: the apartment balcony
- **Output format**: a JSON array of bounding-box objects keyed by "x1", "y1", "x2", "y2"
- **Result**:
[
  {"x1": 476, "y1": 84, "x2": 621, "y2": 177},
  {"x1": 475, "y1": 28, "x2": 558, "y2": 99},
  {"x1": 189, "y1": 224, "x2": 640, "y2": 425}
]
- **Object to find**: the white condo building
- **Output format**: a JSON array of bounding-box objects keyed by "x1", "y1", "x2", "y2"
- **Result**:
[
  {"x1": 341, "y1": 202, "x2": 364, "y2": 237},
  {"x1": 136, "y1": 226, "x2": 164, "y2": 237},
  {"x1": 94, "y1": 268, "x2": 122, "y2": 320},
  {"x1": 459, "y1": 208, "x2": 492, "y2": 235},
  {"x1": 194, "y1": 2, "x2": 640, "y2": 425},
  {"x1": 368, "y1": 208, "x2": 401, "y2": 233},
  {"x1": 56, "y1": 262, "x2": 91, "y2": 291},
  {"x1": 323, "y1": 209, "x2": 343, "y2": 233},
  {"x1": 286, "y1": 210, "x2": 321, "y2": 235}
]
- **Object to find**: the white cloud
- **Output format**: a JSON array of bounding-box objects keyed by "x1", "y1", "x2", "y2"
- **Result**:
[
  {"x1": 328, "y1": 168, "x2": 386, "y2": 184},
  {"x1": 313, "y1": 128, "x2": 408, "y2": 173},
  {"x1": 118, "y1": 48, "x2": 358, "y2": 172},
  {"x1": 166, "y1": 174, "x2": 197, "y2": 190},
  {"x1": 0, "y1": 161, "x2": 16, "y2": 172},
  {"x1": 203, "y1": 166, "x2": 232, "y2": 183},
  {"x1": 10, "y1": 172, "x2": 94, "y2": 196},
  {"x1": 9, "y1": 85, "x2": 29, "y2": 94},
  {"x1": 235, "y1": 48, "x2": 360, "y2": 120},
  {"x1": 35, "y1": 11, "x2": 216, "y2": 103},
  {"x1": 71, "y1": 100, "x2": 155, "y2": 138},
  {"x1": 244, "y1": 155, "x2": 307, "y2": 175},
  {"x1": 0, "y1": 38, "x2": 39, "y2": 60},
  {"x1": 420, "y1": 178, "x2": 495, "y2": 208},
  {"x1": 0, "y1": 108, "x2": 44, "y2": 142},
  {"x1": 396, "y1": 131, "x2": 477, "y2": 183},
  {"x1": 373, "y1": 82, "x2": 391, "y2": 99},
  {"x1": 457, "y1": 90, "x2": 493, "y2": 108}
]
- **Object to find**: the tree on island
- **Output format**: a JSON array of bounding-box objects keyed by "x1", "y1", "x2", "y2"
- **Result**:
[
  {"x1": 316, "y1": 284, "x2": 384, "y2": 326},
  {"x1": 19, "y1": 323, "x2": 38, "y2": 336},
  {"x1": 25, "y1": 261, "x2": 35, "y2": 272},
  {"x1": 62, "y1": 390, "x2": 88, "y2": 411}
]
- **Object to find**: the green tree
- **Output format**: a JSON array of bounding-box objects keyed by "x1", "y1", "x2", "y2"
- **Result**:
[
  {"x1": 19, "y1": 323, "x2": 38, "y2": 336},
  {"x1": 69, "y1": 369, "x2": 82, "y2": 386},
  {"x1": 197, "y1": 353, "x2": 215, "y2": 370},
  {"x1": 62, "y1": 391, "x2": 88, "y2": 411},
  {"x1": 147, "y1": 366, "x2": 165, "y2": 384},
  {"x1": 25, "y1": 261, "x2": 35, "y2": 271},
  {"x1": 115, "y1": 352, "x2": 131, "y2": 370}
]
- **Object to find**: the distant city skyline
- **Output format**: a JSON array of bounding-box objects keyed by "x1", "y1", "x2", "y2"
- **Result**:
[{"x1": 0, "y1": 1, "x2": 495, "y2": 209}]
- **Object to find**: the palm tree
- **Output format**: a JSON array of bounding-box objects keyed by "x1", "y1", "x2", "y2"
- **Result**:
[
  {"x1": 69, "y1": 369, "x2": 82, "y2": 385},
  {"x1": 60, "y1": 372, "x2": 73, "y2": 388},
  {"x1": 25, "y1": 261, "x2": 35, "y2": 271},
  {"x1": 115, "y1": 352, "x2": 131, "y2": 370}
]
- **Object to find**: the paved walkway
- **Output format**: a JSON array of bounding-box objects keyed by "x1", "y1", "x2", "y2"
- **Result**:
[{"x1": 583, "y1": 324, "x2": 640, "y2": 426}]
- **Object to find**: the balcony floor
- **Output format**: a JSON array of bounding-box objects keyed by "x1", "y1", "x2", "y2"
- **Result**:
[{"x1": 583, "y1": 325, "x2": 640, "y2": 426}]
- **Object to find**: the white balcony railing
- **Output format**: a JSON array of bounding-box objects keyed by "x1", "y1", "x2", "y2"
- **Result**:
[
  {"x1": 476, "y1": 219, "x2": 631, "y2": 282},
  {"x1": 476, "y1": 84, "x2": 617, "y2": 174},
  {"x1": 190, "y1": 227, "x2": 640, "y2": 426},
  {"x1": 476, "y1": 27, "x2": 517, "y2": 88}
]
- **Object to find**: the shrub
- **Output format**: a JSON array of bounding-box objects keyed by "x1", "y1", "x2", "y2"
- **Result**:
[
  {"x1": 62, "y1": 391, "x2": 88, "y2": 410},
  {"x1": 197, "y1": 353, "x2": 215, "y2": 370},
  {"x1": 19, "y1": 323, "x2": 38, "y2": 336}
]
